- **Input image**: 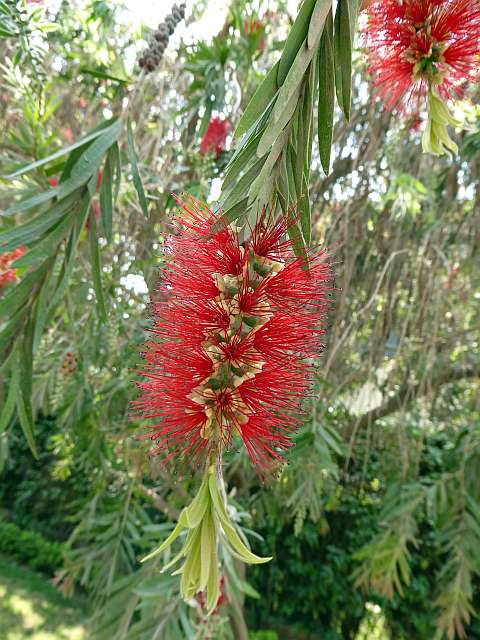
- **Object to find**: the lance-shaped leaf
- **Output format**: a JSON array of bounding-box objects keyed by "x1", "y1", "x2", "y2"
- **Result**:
[
  {"x1": 127, "y1": 118, "x2": 149, "y2": 218},
  {"x1": 0, "y1": 190, "x2": 80, "y2": 251},
  {"x1": 4, "y1": 121, "x2": 122, "y2": 216},
  {"x1": 208, "y1": 472, "x2": 271, "y2": 565},
  {"x1": 100, "y1": 151, "x2": 113, "y2": 243},
  {"x1": 235, "y1": 61, "x2": 279, "y2": 139},
  {"x1": 277, "y1": 0, "x2": 317, "y2": 85},
  {"x1": 88, "y1": 207, "x2": 107, "y2": 322},
  {"x1": 4, "y1": 119, "x2": 119, "y2": 179},
  {"x1": 318, "y1": 9, "x2": 335, "y2": 173},
  {"x1": 333, "y1": 0, "x2": 359, "y2": 121}
]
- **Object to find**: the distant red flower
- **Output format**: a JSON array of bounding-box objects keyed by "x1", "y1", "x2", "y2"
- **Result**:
[
  {"x1": 199, "y1": 118, "x2": 230, "y2": 158},
  {"x1": 48, "y1": 177, "x2": 58, "y2": 187},
  {"x1": 244, "y1": 17, "x2": 265, "y2": 50},
  {"x1": 244, "y1": 17, "x2": 262, "y2": 35},
  {"x1": 0, "y1": 247, "x2": 26, "y2": 289},
  {"x1": 61, "y1": 127, "x2": 74, "y2": 143},
  {"x1": 364, "y1": 0, "x2": 480, "y2": 112},
  {"x1": 134, "y1": 196, "x2": 332, "y2": 472}
]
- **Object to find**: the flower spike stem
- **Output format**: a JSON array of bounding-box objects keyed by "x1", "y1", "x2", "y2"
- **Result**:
[
  {"x1": 422, "y1": 89, "x2": 462, "y2": 157},
  {"x1": 141, "y1": 465, "x2": 271, "y2": 613}
]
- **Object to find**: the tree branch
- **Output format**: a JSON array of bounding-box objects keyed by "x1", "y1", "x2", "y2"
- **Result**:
[{"x1": 353, "y1": 365, "x2": 478, "y2": 432}]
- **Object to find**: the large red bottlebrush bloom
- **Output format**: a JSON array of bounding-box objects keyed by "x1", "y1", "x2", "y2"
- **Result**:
[
  {"x1": 134, "y1": 196, "x2": 332, "y2": 472},
  {"x1": 199, "y1": 118, "x2": 230, "y2": 158},
  {"x1": 364, "y1": 0, "x2": 480, "y2": 112},
  {"x1": 0, "y1": 247, "x2": 26, "y2": 289}
]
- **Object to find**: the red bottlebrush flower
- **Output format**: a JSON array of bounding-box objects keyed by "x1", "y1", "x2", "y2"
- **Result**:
[
  {"x1": 0, "y1": 246, "x2": 26, "y2": 289},
  {"x1": 364, "y1": 0, "x2": 480, "y2": 112},
  {"x1": 244, "y1": 17, "x2": 262, "y2": 35},
  {"x1": 134, "y1": 196, "x2": 332, "y2": 472},
  {"x1": 199, "y1": 118, "x2": 230, "y2": 158},
  {"x1": 244, "y1": 17, "x2": 265, "y2": 50}
]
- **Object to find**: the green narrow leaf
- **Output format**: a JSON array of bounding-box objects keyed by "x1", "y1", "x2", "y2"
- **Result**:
[
  {"x1": 46, "y1": 197, "x2": 90, "y2": 319},
  {"x1": 5, "y1": 120, "x2": 119, "y2": 179},
  {"x1": 222, "y1": 157, "x2": 267, "y2": 212},
  {"x1": 0, "y1": 366, "x2": 19, "y2": 434},
  {"x1": 249, "y1": 127, "x2": 290, "y2": 204},
  {"x1": 0, "y1": 190, "x2": 81, "y2": 250},
  {"x1": 61, "y1": 120, "x2": 122, "y2": 195},
  {"x1": 141, "y1": 520, "x2": 186, "y2": 564},
  {"x1": 222, "y1": 129, "x2": 262, "y2": 192},
  {"x1": 277, "y1": 0, "x2": 317, "y2": 85},
  {"x1": 12, "y1": 214, "x2": 74, "y2": 268},
  {"x1": 208, "y1": 472, "x2": 271, "y2": 565},
  {"x1": 333, "y1": 0, "x2": 358, "y2": 120},
  {"x1": 206, "y1": 539, "x2": 219, "y2": 614},
  {"x1": 200, "y1": 506, "x2": 214, "y2": 590},
  {"x1": 184, "y1": 476, "x2": 210, "y2": 528},
  {"x1": 88, "y1": 208, "x2": 107, "y2": 321},
  {"x1": 235, "y1": 61, "x2": 279, "y2": 139},
  {"x1": 307, "y1": 0, "x2": 333, "y2": 49},
  {"x1": 110, "y1": 142, "x2": 121, "y2": 202},
  {"x1": 100, "y1": 152, "x2": 113, "y2": 243},
  {"x1": 4, "y1": 123, "x2": 122, "y2": 216},
  {"x1": 272, "y1": 43, "x2": 311, "y2": 129},
  {"x1": 79, "y1": 68, "x2": 129, "y2": 84},
  {"x1": 2, "y1": 187, "x2": 60, "y2": 217},
  {"x1": 318, "y1": 9, "x2": 335, "y2": 173},
  {"x1": 299, "y1": 173, "x2": 311, "y2": 243},
  {"x1": 0, "y1": 304, "x2": 28, "y2": 356},
  {"x1": 127, "y1": 118, "x2": 149, "y2": 218},
  {"x1": 0, "y1": 260, "x2": 50, "y2": 320},
  {"x1": 17, "y1": 325, "x2": 37, "y2": 458},
  {"x1": 16, "y1": 391, "x2": 37, "y2": 459},
  {"x1": 33, "y1": 267, "x2": 54, "y2": 351},
  {"x1": 257, "y1": 82, "x2": 302, "y2": 158},
  {"x1": 198, "y1": 101, "x2": 213, "y2": 137},
  {"x1": 277, "y1": 149, "x2": 308, "y2": 261}
]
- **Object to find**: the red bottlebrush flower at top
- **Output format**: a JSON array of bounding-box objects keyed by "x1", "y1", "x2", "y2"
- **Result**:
[
  {"x1": 0, "y1": 247, "x2": 26, "y2": 289},
  {"x1": 199, "y1": 117, "x2": 230, "y2": 158},
  {"x1": 134, "y1": 196, "x2": 332, "y2": 473},
  {"x1": 364, "y1": 0, "x2": 480, "y2": 111},
  {"x1": 364, "y1": 0, "x2": 480, "y2": 154}
]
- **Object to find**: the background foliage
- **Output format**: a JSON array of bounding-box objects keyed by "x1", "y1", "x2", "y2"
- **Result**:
[{"x1": 0, "y1": 1, "x2": 479, "y2": 639}]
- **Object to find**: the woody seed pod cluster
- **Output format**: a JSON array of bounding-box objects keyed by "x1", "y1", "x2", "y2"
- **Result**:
[{"x1": 138, "y1": 3, "x2": 186, "y2": 73}]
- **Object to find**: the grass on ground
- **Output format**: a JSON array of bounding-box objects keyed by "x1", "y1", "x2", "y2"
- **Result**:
[{"x1": 0, "y1": 557, "x2": 87, "y2": 640}]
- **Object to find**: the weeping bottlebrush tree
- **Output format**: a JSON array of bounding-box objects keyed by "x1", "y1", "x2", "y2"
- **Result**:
[{"x1": 0, "y1": 1, "x2": 479, "y2": 639}]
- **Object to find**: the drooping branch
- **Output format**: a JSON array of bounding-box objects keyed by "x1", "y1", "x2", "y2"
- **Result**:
[{"x1": 352, "y1": 365, "x2": 478, "y2": 432}]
